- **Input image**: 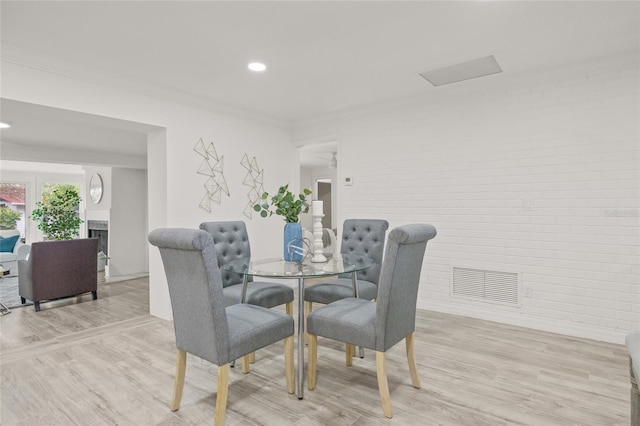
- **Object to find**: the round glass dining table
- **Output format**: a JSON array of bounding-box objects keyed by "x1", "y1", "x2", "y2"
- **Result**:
[{"x1": 220, "y1": 254, "x2": 373, "y2": 399}]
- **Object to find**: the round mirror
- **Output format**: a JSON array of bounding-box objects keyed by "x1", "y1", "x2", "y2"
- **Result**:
[{"x1": 89, "y1": 174, "x2": 103, "y2": 204}]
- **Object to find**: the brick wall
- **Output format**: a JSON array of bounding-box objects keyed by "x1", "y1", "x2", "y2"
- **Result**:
[{"x1": 295, "y1": 60, "x2": 639, "y2": 343}]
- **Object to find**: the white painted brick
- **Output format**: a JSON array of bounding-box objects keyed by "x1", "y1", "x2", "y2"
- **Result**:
[
  {"x1": 599, "y1": 317, "x2": 632, "y2": 331},
  {"x1": 301, "y1": 61, "x2": 640, "y2": 342},
  {"x1": 568, "y1": 313, "x2": 602, "y2": 326},
  {"x1": 523, "y1": 306, "x2": 567, "y2": 321},
  {"x1": 615, "y1": 273, "x2": 640, "y2": 285},
  {"x1": 605, "y1": 282, "x2": 635, "y2": 294},
  {"x1": 599, "y1": 299, "x2": 634, "y2": 312},
  {"x1": 617, "y1": 311, "x2": 640, "y2": 323},
  {"x1": 518, "y1": 91, "x2": 543, "y2": 103},
  {"x1": 507, "y1": 86, "x2": 532, "y2": 96}
]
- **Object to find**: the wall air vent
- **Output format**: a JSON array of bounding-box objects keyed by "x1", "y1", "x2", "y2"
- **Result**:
[
  {"x1": 451, "y1": 266, "x2": 520, "y2": 306},
  {"x1": 420, "y1": 55, "x2": 502, "y2": 86}
]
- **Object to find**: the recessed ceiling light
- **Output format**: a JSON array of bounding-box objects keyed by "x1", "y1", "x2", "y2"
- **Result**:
[
  {"x1": 248, "y1": 62, "x2": 266, "y2": 72},
  {"x1": 0, "y1": 123, "x2": 10, "y2": 129}
]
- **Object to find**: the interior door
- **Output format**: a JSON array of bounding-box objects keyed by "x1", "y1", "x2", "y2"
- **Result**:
[{"x1": 317, "y1": 181, "x2": 332, "y2": 229}]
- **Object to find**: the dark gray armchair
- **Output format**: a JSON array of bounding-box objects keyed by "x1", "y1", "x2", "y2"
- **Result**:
[
  {"x1": 627, "y1": 332, "x2": 640, "y2": 426},
  {"x1": 148, "y1": 228, "x2": 294, "y2": 425},
  {"x1": 199, "y1": 221, "x2": 294, "y2": 314},
  {"x1": 18, "y1": 238, "x2": 98, "y2": 312},
  {"x1": 307, "y1": 224, "x2": 437, "y2": 418}
]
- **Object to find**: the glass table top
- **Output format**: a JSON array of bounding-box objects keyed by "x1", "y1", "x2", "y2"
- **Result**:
[{"x1": 219, "y1": 254, "x2": 374, "y2": 279}]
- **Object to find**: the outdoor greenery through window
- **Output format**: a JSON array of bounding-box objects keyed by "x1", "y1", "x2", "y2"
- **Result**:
[
  {"x1": 0, "y1": 183, "x2": 27, "y2": 241},
  {"x1": 31, "y1": 183, "x2": 83, "y2": 240}
]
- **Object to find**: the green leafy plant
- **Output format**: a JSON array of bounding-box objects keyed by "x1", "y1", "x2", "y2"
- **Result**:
[
  {"x1": 0, "y1": 207, "x2": 22, "y2": 230},
  {"x1": 253, "y1": 184, "x2": 312, "y2": 223},
  {"x1": 31, "y1": 186, "x2": 84, "y2": 240}
]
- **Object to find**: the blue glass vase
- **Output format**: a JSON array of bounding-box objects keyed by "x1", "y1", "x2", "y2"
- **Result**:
[{"x1": 283, "y1": 222, "x2": 303, "y2": 262}]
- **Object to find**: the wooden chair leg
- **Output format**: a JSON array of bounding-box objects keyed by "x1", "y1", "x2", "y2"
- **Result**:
[
  {"x1": 241, "y1": 355, "x2": 250, "y2": 374},
  {"x1": 406, "y1": 332, "x2": 421, "y2": 389},
  {"x1": 346, "y1": 343, "x2": 354, "y2": 366},
  {"x1": 214, "y1": 364, "x2": 229, "y2": 426},
  {"x1": 304, "y1": 301, "x2": 312, "y2": 345},
  {"x1": 170, "y1": 349, "x2": 187, "y2": 411},
  {"x1": 284, "y1": 335, "x2": 295, "y2": 394},
  {"x1": 286, "y1": 301, "x2": 294, "y2": 316},
  {"x1": 376, "y1": 351, "x2": 393, "y2": 418},
  {"x1": 308, "y1": 334, "x2": 318, "y2": 390},
  {"x1": 248, "y1": 352, "x2": 256, "y2": 364}
]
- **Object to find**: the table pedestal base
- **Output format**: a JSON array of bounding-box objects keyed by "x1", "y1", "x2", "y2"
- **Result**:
[{"x1": 297, "y1": 277, "x2": 305, "y2": 399}]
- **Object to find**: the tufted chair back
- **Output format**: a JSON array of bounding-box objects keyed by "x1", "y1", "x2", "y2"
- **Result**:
[
  {"x1": 199, "y1": 221, "x2": 252, "y2": 287},
  {"x1": 339, "y1": 219, "x2": 389, "y2": 285}
]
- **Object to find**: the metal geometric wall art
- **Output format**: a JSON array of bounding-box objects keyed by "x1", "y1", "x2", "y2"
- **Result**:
[
  {"x1": 194, "y1": 138, "x2": 230, "y2": 213},
  {"x1": 240, "y1": 153, "x2": 264, "y2": 219}
]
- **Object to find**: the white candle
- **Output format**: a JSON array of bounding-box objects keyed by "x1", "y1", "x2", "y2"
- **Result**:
[{"x1": 312, "y1": 200, "x2": 323, "y2": 216}]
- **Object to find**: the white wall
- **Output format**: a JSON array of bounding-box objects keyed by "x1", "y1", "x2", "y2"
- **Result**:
[
  {"x1": 147, "y1": 128, "x2": 168, "y2": 318},
  {"x1": 84, "y1": 166, "x2": 149, "y2": 277},
  {"x1": 3, "y1": 60, "x2": 297, "y2": 320},
  {"x1": 110, "y1": 168, "x2": 148, "y2": 276},
  {"x1": 294, "y1": 57, "x2": 640, "y2": 344}
]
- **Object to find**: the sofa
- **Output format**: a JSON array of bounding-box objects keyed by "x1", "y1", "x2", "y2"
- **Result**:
[
  {"x1": 18, "y1": 238, "x2": 98, "y2": 311},
  {"x1": 0, "y1": 229, "x2": 31, "y2": 276},
  {"x1": 628, "y1": 332, "x2": 640, "y2": 426}
]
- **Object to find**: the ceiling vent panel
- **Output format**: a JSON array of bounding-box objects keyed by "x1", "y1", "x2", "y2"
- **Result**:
[{"x1": 420, "y1": 55, "x2": 502, "y2": 86}]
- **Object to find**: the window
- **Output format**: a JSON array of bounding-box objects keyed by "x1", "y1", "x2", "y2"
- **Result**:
[{"x1": 0, "y1": 183, "x2": 27, "y2": 241}]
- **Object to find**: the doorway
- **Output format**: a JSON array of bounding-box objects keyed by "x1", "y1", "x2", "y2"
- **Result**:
[
  {"x1": 298, "y1": 141, "x2": 338, "y2": 231},
  {"x1": 317, "y1": 179, "x2": 332, "y2": 229}
]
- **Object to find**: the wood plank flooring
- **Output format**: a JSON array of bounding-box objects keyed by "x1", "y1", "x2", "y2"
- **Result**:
[{"x1": 0, "y1": 277, "x2": 630, "y2": 425}]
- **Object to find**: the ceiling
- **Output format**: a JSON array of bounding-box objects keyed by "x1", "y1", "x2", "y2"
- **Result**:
[
  {"x1": 0, "y1": 1, "x2": 638, "y2": 166},
  {"x1": 1, "y1": 99, "x2": 154, "y2": 157}
]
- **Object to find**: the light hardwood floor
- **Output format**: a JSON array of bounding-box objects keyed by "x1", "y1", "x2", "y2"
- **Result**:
[{"x1": 0, "y1": 277, "x2": 630, "y2": 425}]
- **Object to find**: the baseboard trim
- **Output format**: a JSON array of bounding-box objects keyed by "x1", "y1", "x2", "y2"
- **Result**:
[{"x1": 418, "y1": 299, "x2": 629, "y2": 345}]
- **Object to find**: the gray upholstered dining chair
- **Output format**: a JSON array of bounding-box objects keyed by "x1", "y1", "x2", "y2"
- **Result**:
[
  {"x1": 305, "y1": 219, "x2": 388, "y2": 306},
  {"x1": 199, "y1": 221, "x2": 294, "y2": 315},
  {"x1": 304, "y1": 219, "x2": 388, "y2": 354},
  {"x1": 148, "y1": 228, "x2": 294, "y2": 426},
  {"x1": 307, "y1": 223, "x2": 437, "y2": 419},
  {"x1": 627, "y1": 332, "x2": 640, "y2": 426}
]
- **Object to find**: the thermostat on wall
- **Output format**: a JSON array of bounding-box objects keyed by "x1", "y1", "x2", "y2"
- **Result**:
[{"x1": 345, "y1": 177, "x2": 353, "y2": 186}]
